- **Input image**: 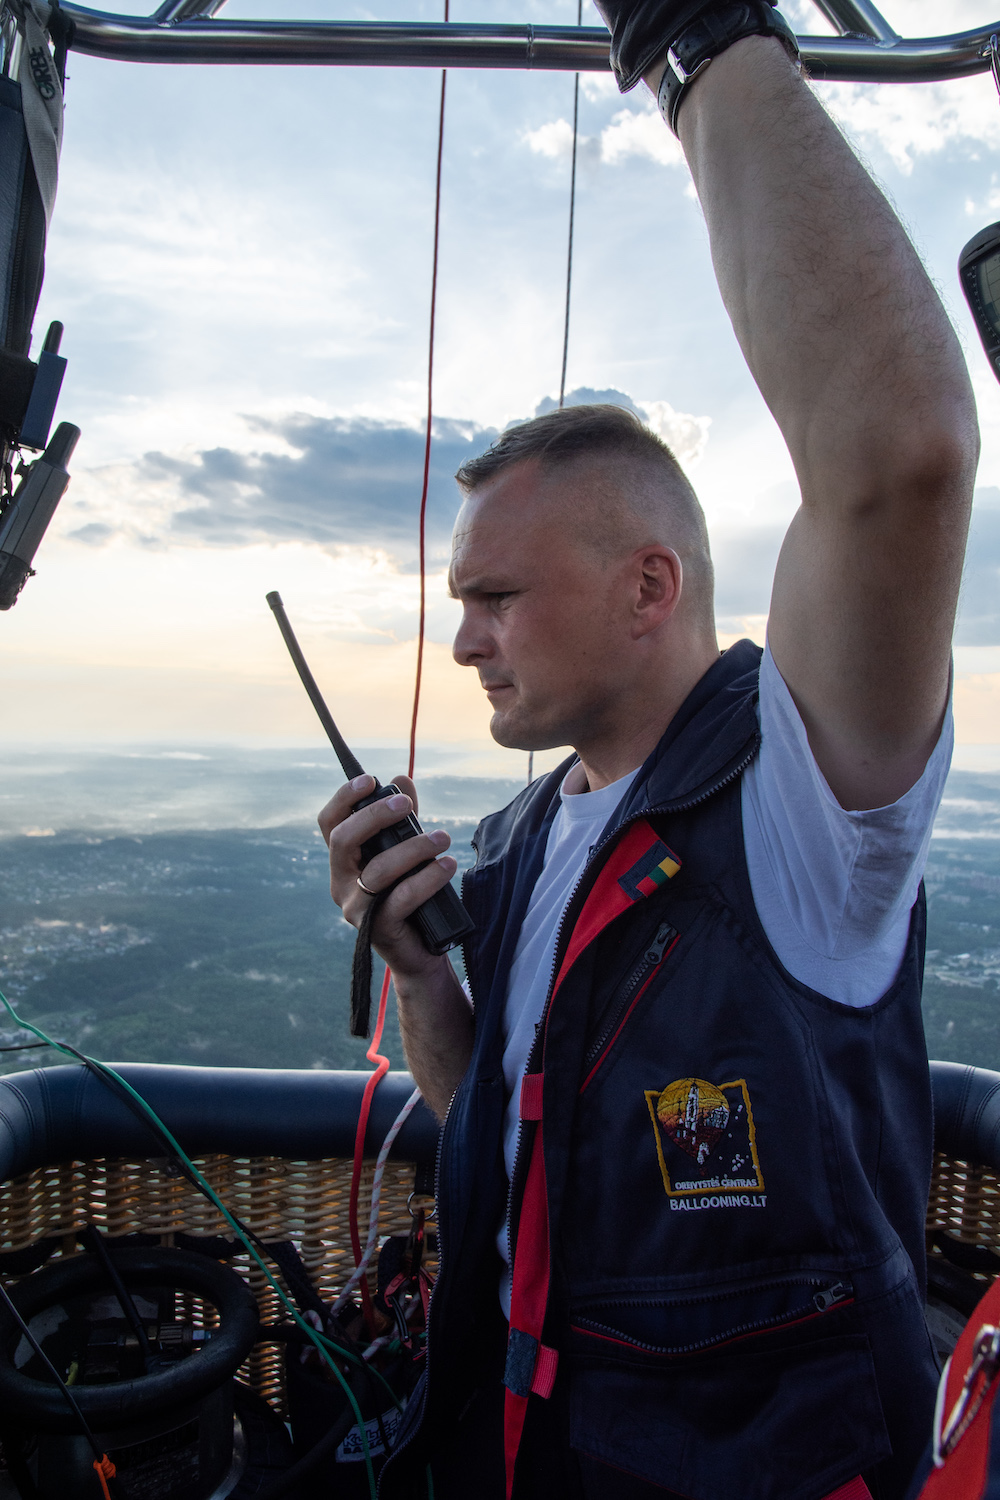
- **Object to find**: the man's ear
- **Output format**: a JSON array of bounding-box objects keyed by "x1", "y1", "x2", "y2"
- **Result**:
[{"x1": 631, "y1": 546, "x2": 683, "y2": 638}]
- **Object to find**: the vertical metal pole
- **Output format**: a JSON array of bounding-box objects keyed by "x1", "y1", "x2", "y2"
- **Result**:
[{"x1": 557, "y1": 0, "x2": 582, "y2": 409}]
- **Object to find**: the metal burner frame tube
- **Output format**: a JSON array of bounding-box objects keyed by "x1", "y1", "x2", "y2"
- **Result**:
[{"x1": 27, "y1": 0, "x2": 1000, "y2": 82}]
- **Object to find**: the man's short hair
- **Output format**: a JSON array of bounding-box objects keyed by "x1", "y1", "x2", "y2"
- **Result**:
[
  {"x1": 455, "y1": 404, "x2": 715, "y2": 625},
  {"x1": 455, "y1": 403, "x2": 692, "y2": 496}
]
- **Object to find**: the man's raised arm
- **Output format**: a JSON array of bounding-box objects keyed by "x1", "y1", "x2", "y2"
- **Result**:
[{"x1": 633, "y1": 33, "x2": 977, "y2": 811}]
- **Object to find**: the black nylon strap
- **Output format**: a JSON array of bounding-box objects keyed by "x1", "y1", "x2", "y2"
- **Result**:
[
  {"x1": 656, "y1": 0, "x2": 798, "y2": 132},
  {"x1": 350, "y1": 891, "x2": 387, "y2": 1038}
]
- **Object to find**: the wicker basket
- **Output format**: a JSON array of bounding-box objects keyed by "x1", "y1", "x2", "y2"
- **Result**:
[
  {"x1": 0, "y1": 1153, "x2": 436, "y2": 1414},
  {"x1": 0, "y1": 1137, "x2": 995, "y2": 1415}
]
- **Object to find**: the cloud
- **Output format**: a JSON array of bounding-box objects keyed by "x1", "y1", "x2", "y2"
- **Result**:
[
  {"x1": 955, "y1": 490, "x2": 1000, "y2": 646},
  {"x1": 529, "y1": 71, "x2": 999, "y2": 180},
  {"x1": 522, "y1": 97, "x2": 685, "y2": 170},
  {"x1": 69, "y1": 522, "x2": 114, "y2": 546},
  {"x1": 521, "y1": 118, "x2": 580, "y2": 159},
  {"x1": 580, "y1": 75, "x2": 622, "y2": 103},
  {"x1": 599, "y1": 104, "x2": 686, "y2": 169},
  {"x1": 63, "y1": 399, "x2": 999, "y2": 647},
  {"x1": 641, "y1": 400, "x2": 711, "y2": 466},
  {"x1": 815, "y1": 77, "x2": 1000, "y2": 175},
  {"x1": 707, "y1": 489, "x2": 1000, "y2": 646},
  {"x1": 711, "y1": 522, "x2": 785, "y2": 624},
  {"x1": 535, "y1": 387, "x2": 710, "y2": 466},
  {"x1": 60, "y1": 388, "x2": 713, "y2": 559},
  {"x1": 138, "y1": 413, "x2": 498, "y2": 560}
]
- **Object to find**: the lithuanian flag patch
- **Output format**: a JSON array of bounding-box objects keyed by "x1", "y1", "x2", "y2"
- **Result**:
[{"x1": 617, "y1": 839, "x2": 682, "y2": 902}]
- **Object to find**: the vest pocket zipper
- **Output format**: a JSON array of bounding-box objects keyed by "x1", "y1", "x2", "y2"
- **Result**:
[
  {"x1": 571, "y1": 1279, "x2": 854, "y2": 1359},
  {"x1": 582, "y1": 921, "x2": 678, "y2": 1084}
]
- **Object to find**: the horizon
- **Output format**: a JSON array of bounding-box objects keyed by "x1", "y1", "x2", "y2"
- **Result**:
[
  {"x1": 1, "y1": 747, "x2": 998, "y2": 840},
  {"x1": 3, "y1": 0, "x2": 1000, "y2": 756}
]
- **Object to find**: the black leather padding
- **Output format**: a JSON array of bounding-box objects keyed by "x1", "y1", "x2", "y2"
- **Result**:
[
  {"x1": 930, "y1": 1059, "x2": 1000, "y2": 1173},
  {"x1": 2, "y1": 1060, "x2": 997, "y2": 1196},
  {"x1": 0, "y1": 1063, "x2": 441, "y2": 1183}
]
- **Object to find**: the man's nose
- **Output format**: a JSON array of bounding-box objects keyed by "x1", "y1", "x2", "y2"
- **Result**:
[{"x1": 453, "y1": 608, "x2": 491, "y2": 668}]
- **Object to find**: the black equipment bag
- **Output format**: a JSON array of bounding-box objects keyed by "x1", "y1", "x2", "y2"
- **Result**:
[
  {"x1": 0, "y1": 66, "x2": 45, "y2": 365},
  {"x1": 0, "y1": 1, "x2": 77, "y2": 609}
]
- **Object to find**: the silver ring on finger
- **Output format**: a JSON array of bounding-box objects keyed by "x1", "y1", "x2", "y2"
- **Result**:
[{"x1": 356, "y1": 875, "x2": 379, "y2": 897}]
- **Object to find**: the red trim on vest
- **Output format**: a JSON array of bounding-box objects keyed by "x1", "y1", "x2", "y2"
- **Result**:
[
  {"x1": 822, "y1": 1481, "x2": 872, "y2": 1500},
  {"x1": 570, "y1": 1293, "x2": 856, "y2": 1358},
  {"x1": 550, "y1": 821, "x2": 663, "y2": 996},
  {"x1": 504, "y1": 1116, "x2": 551, "y2": 1498},
  {"x1": 519, "y1": 1072, "x2": 544, "y2": 1121},
  {"x1": 531, "y1": 1343, "x2": 559, "y2": 1398},
  {"x1": 504, "y1": 821, "x2": 677, "y2": 1496}
]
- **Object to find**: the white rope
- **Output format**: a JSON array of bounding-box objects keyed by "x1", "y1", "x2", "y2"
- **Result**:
[{"x1": 332, "y1": 1085, "x2": 423, "y2": 1314}]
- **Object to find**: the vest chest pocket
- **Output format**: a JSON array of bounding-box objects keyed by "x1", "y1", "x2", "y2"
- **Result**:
[
  {"x1": 566, "y1": 1276, "x2": 891, "y2": 1500},
  {"x1": 581, "y1": 920, "x2": 680, "y2": 1092}
]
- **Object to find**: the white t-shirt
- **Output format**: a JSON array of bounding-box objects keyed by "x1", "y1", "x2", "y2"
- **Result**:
[{"x1": 495, "y1": 640, "x2": 953, "y2": 1315}]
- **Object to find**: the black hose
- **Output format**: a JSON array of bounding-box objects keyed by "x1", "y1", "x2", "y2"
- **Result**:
[
  {"x1": 250, "y1": 1401, "x2": 360, "y2": 1500},
  {"x1": 0, "y1": 1427, "x2": 43, "y2": 1500},
  {"x1": 79, "y1": 1225, "x2": 156, "y2": 1370},
  {"x1": 0, "y1": 1250, "x2": 258, "y2": 1430},
  {"x1": 0, "y1": 1278, "x2": 103, "y2": 1463}
]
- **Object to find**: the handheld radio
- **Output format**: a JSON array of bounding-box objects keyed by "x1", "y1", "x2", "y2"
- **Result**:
[
  {"x1": 266, "y1": 591, "x2": 476, "y2": 956},
  {"x1": 960, "y1": 222, "x2": 1000, "y2": 380}
]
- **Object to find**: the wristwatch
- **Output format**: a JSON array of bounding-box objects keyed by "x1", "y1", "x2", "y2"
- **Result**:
[{"x1": 655, "y1": 0, "x2": 799, "y2": 133}]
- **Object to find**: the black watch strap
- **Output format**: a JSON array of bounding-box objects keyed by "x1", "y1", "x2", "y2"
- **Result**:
[{"x1": 656, "y1": 0, "x2": 799, "y2": 133}]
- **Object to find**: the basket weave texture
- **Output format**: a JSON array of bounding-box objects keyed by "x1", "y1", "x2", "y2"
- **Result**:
[
  {"x1": 0, "y1": 1154, "x2": 435, "y2": 1414},
  {"x1": 1, "y1": 1147, "x2": 993, "y2": 1414},
  {"x1": 927, "y1": 1150, "x2": 1000, "y2": 1273}
]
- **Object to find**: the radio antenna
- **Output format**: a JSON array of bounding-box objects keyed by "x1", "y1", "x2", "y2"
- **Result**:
[{"x1": 266, "y1": 591, "x2": 366, "y2": 782}]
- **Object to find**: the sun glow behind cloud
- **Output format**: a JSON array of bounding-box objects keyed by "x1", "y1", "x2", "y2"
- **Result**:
[{"x1": 4, "y1": 0, "x2": 1000, "y2": 764}]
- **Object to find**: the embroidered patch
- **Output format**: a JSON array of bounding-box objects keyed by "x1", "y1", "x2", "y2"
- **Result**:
[
  {"x1": 617, "y1": 839, "x2": 681, "y2": 902},
  {"x1": 644, "y1": 1077, "x2": 765, "y2": 1204}
]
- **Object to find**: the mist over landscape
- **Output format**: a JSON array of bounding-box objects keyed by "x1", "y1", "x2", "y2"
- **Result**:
[{"x1": 0, "y1": 748, "x2": 997, "y2": 1077}]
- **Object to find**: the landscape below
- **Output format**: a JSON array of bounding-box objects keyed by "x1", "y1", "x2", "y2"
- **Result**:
[{"x1": 0, "y1": 750, "x2": 997, "y2": 1076}]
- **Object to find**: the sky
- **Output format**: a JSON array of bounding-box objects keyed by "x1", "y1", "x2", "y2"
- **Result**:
[{"x1": 3, "y1": 0, "x2": 1000, "y2": 782}]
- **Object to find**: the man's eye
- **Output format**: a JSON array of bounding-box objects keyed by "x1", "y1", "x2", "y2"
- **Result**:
[{"x1": 488, "y1": 592, "x2": 514, "y2": 605}]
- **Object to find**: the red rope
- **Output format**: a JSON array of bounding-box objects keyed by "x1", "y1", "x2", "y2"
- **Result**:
[
  {"x1": 350, "y1": 38, "x2": 449, "y2": 1334},
  {"x1": 348, "y1": 966, "x2": 392, "y2": 1327},
  {"x1": 408, "y1": 50, "x2": 448, "y2": 778},
  {"x1": 93, "y1": 1456, "x2": 116, "y2": 1500}
]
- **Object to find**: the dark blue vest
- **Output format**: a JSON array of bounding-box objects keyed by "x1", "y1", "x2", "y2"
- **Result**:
[{"x1": 386, "y1": 640, "x2": 938, "y2": 1500}]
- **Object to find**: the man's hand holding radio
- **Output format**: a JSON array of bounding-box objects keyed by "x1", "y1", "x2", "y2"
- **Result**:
[{"x1": 319, "y1": 774, "x2": 474, "y2": 1119}]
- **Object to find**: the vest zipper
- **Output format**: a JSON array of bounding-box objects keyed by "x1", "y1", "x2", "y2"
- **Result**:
[
  {"x1": 582, "y1": 921, "x2": 677, "y2": 1077},
  {"x1": 503, "y1": 852, "x2": 588, "y2": 1294},
  {"x1": 504, "y1": 738, "x2": 759, "y2": 1290},
  {"x1": 573, "y1": 1279, "x2": 853, "y2": 1358},
  {"x1": 384, "y1": 897, "x2": 492, "y2": 1479},
  {"x1": 384, "y1": 741, "x2": 759, "y2": 1482}
]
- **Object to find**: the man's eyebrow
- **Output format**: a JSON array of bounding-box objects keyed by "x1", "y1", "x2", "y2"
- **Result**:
[{"x1": 448, "y1": 575, "x2": 516, "y2": 600}]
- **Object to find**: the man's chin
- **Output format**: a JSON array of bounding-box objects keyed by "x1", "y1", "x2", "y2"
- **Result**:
[
  {"x1": 489, "y1": 710, "x2": 559, "y2": 754},
  {"x1": 489, "y1": 710, "x2": 529, "y2": 751}
]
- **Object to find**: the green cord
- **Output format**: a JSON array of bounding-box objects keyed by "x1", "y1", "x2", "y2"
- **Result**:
[{"x1": 0, "y1": 989, "x2": 385, "y2": 1496}]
